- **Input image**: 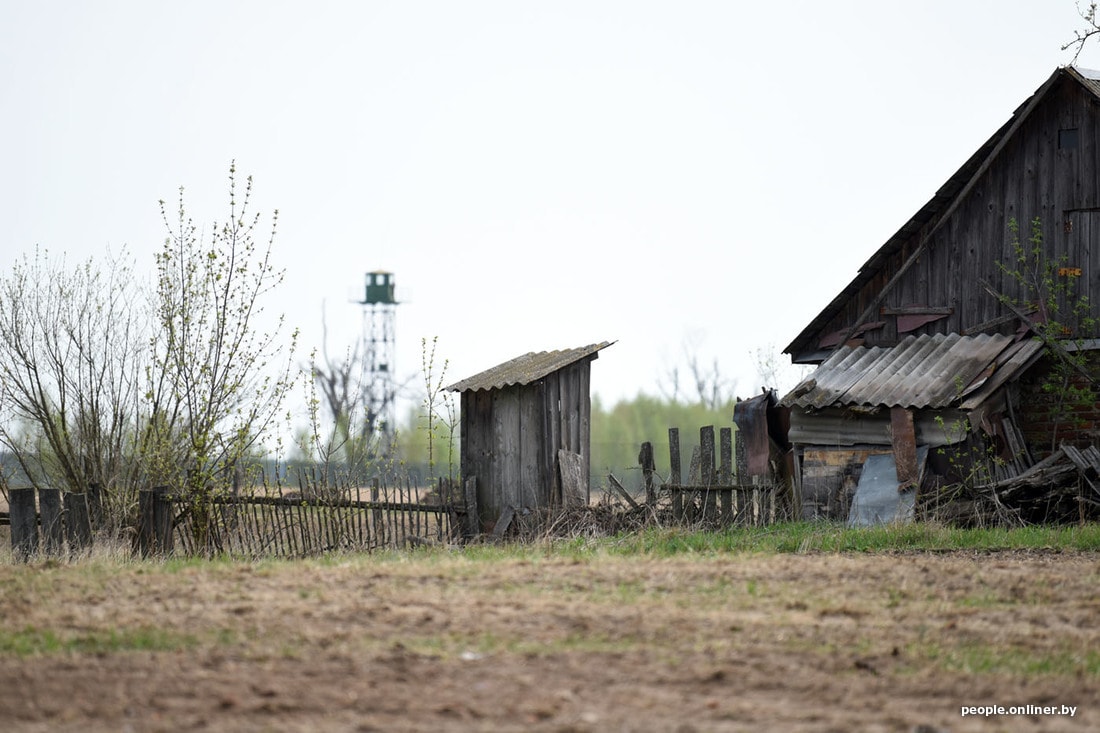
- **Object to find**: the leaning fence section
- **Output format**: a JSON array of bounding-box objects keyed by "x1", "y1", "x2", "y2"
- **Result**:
[
  {"x1": 6, "y1": 479, "x2": 466, "y2": 562},
  {"x1": 653, "y1": 425, "x2": 788, "y2": 527},
  {"x1": 146, "y1": 480, "x2": 464, "y2": 559}
]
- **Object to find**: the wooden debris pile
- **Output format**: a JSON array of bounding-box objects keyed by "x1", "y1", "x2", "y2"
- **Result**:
[
  {"x1": 494, "y1": 503, "x2": 651, "y2": 541},
  {"x1": 922, "y1": 442, "x2": 1100, "y2": 526}
]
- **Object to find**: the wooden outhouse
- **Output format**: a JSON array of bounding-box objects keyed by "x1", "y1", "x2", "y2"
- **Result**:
[{"x1": 446, "y1": 342, "x2": 613, "y2": 532}]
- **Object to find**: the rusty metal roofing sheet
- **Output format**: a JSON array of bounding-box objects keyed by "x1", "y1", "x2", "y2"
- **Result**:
[
  {"x1": 780, "y1": 333, "x2": 1041, "y2": 410},
  {"x1": 445, "y1": 341, "x2": 614, "y2": 393}
]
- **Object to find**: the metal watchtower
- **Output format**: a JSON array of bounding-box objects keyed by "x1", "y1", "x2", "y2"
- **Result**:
[{"x1": 358, "y1": 271, "x2": 398, "y2": 438}]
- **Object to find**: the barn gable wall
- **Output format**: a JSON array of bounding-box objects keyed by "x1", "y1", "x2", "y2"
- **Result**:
[{"x1": 793, "y1": 71, "x2": 1100, "y2": 361}]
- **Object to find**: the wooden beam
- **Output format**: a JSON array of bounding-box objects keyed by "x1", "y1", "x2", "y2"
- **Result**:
[
  {"x1": 463, "y1": 476, "x2": 480, "y2": 538},
  {"x1": 978, "y1": 278, "x2": 1096, "y2": 384},
  {"x1": 838, "y1": 242, "x2": 929, "y2": 347},
  {"x1": 607, "y1": 474, "x2": 641, "y2": 510},
  {"x1": 490, "y1": 505, "x2": 514, "y2": 540},
  {"x1": 890, "y1": 407, "x2": 919, "y2": 491},
  {"x1": 638, "y1": 441, "x2": 657, "y2": 505},
  {"x1": 669, "y1": 428, "x2": 683, "y2": 521},
  {"x1": 962, "y1": 312, "x2": 1022, "y2": 335},
  {"x1": 880, "y1": 305, "x2": 953, "y2": 316},
  {"x1": 558, "y1": 449, "x2": 587, "y2": 506}
]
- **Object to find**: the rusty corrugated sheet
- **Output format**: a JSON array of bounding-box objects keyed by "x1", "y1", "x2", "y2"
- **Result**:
[
  {"x1": 780, "y1": 333, "x2": 1041, "y2": 410},
  {"x1": 733, "y1": 391, "x2": 772, "y2": 477},
  {"x1": 445, "y1": 341, "x2": 614, "y2": 393},
  {"x1": 959, "y1": 337, "x2": 1045, "y2": 409}
]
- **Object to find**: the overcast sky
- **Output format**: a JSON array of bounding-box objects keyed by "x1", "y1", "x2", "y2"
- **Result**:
[{"x1": 3, "y1": 1, "x2": 1099, "y2": 426}]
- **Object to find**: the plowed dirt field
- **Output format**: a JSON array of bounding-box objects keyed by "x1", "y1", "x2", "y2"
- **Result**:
[{"x1": 1, "y1": 549, "x2": 1097, "y2": 731}]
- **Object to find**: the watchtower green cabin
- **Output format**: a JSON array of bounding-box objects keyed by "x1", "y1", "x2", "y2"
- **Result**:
[
  {"x1": 363, "y1": 270, "x2": 396, "y2": 305},
  {"x1": 780, "y1": 67, "x2": 1100, "y2": 522},
  {"x1": 446, "y1": 342, "x2": 613, "y2": 533}
]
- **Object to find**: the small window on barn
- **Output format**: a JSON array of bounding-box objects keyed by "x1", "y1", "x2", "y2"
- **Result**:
[{"x1": 1059, "y1": 128, "x2": 1079, "y2": 150}]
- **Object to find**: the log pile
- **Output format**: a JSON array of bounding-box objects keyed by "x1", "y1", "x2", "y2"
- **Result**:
[{"x1": 922, "y1": 442, "x2": 1100, "y2": 526}]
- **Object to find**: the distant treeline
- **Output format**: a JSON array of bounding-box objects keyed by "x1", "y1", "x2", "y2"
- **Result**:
[{"x1": 589, "y1": 393, "x2": 737, "y2": 495}]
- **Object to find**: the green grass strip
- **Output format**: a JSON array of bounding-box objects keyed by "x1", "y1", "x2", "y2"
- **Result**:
[
  {"x1": 0, "y1": 626, "x2": 197, "y2": 657},
  {"x1": 594, "y1": 521, "x2": 1100, "y2": 557}
]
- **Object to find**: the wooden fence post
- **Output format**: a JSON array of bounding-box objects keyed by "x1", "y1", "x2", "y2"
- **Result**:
[
  {"x1": 463, "y1": 476, "x2": 480, "y2": 539},
  {"x1": 371, "y1": 479, "x2": 385, "y2": 546},
  {"x1": 669, "y1": 428, "x2": 682, "y2": 522},
  {"x1": 10, "y1": 488, "x2": 38, "y2": 562},
  {"x1": 669, "y1": 428, "x2": 682, "y2": 486},
  {"x1": 639, "y1": 441, "x2": 657, "y2": 506},
  {"x1": 38, "y1": 488, "x2": 63, "y2": 558},
  {"x1": 154, "y1": 487, "x2": 174, "y2": 556},
  {"x1": 136, "y1": 489, "x2": 155, "y2": 558},
  {"x1": 701, "y1": 426, "x2": 716, "y2": 521},
  {"x1": 719, "y1": 428, "x2": 733, "y2": 525},
  {"x1": 752, "y1": 475, "x2": 761, "y2": 527},
  {"x1": 136, "y1": 487, "x2": 174, "y2": 558},
  {"x1": 64, "y1": 492, "x2": 93, "y2": 557},
  {"x1": 87, "y1": 482, "x2": 104, "y2": 532}
]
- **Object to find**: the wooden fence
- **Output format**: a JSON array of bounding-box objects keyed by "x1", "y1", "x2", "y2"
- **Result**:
[
  {"x1": 648, "y1": 426, "x2": 783, "y2": 526},
  {"x1": 2, "y1": 486, "x2": 105, "y2": 561},
  {"x1": 5, "y1": 480, "x2": 467, "y2": 562}
]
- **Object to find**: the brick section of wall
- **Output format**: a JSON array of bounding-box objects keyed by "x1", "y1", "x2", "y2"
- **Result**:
[{"x1": 1016, "y1": 351, "x2": 1100, "y2": 457}]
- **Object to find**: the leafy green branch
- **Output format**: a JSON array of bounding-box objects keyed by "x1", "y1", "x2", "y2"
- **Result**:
[{"x1": 990, "y1": 217, "x2": 1098, "y2": 452}]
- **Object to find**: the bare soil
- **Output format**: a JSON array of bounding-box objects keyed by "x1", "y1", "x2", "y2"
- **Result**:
[{"x1": 0, "y1": 548, "x2": 1098, "y2": 732}]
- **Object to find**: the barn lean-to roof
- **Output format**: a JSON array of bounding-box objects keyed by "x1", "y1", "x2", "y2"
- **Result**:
[
  {"x1": 780, "y1": 333, "x2": 1044, "y2": 412},
  {"x1": 445, "y1": 341, "x2": 614, "y2": 393},
  {"x1": 784, "y1": 66, "x2": 1100, "y2": 363}
]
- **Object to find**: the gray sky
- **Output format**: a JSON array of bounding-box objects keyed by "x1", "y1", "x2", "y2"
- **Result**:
[{"x1": 2, "y1": 1, "x2": 1097, "y2": 425}]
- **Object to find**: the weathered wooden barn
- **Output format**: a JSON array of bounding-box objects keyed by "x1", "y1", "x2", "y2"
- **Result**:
[
  {"x1": 781, "y1": 67, "x2": 1100, "y2": 522},
  {"x1": 446, "y1": 342, "x2": 613, "y2": 532}
]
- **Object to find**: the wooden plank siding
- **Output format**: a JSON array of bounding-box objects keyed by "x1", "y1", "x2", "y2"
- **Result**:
[
  {"x1": 460, "y1": 389, "x2": 493, "y2": 530},
  {"x1": 542, "y1": 371, "x2": 563, "y2": 507},
  {"x1": 790, "y1": 71, "x2": 1100, "y2": 361},
  {"x1": 518, "y1": 385, "x2": 544, "y2": 510},
  {"x1": 492, "y1": 387, "x2": 521, "y2": 521},
  {"x1": 543, "y1": 360, "x2": 593, "y2": 505}
]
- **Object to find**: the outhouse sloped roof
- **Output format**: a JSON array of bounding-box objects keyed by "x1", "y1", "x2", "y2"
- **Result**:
[
  {"x1": 445, "y1": 341, "x2": 614, "y2": 393},
  {"x1": 780, "y1": 333, "x2": 1044, "y2": 410}
]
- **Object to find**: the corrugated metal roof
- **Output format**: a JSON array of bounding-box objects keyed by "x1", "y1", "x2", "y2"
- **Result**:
[
  {"x1": 780, "y1": 333, "x2": 1043, "y2": 410},
  {"x1": 445, "y1": 341, "x2": 614, "y2": 393}
]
